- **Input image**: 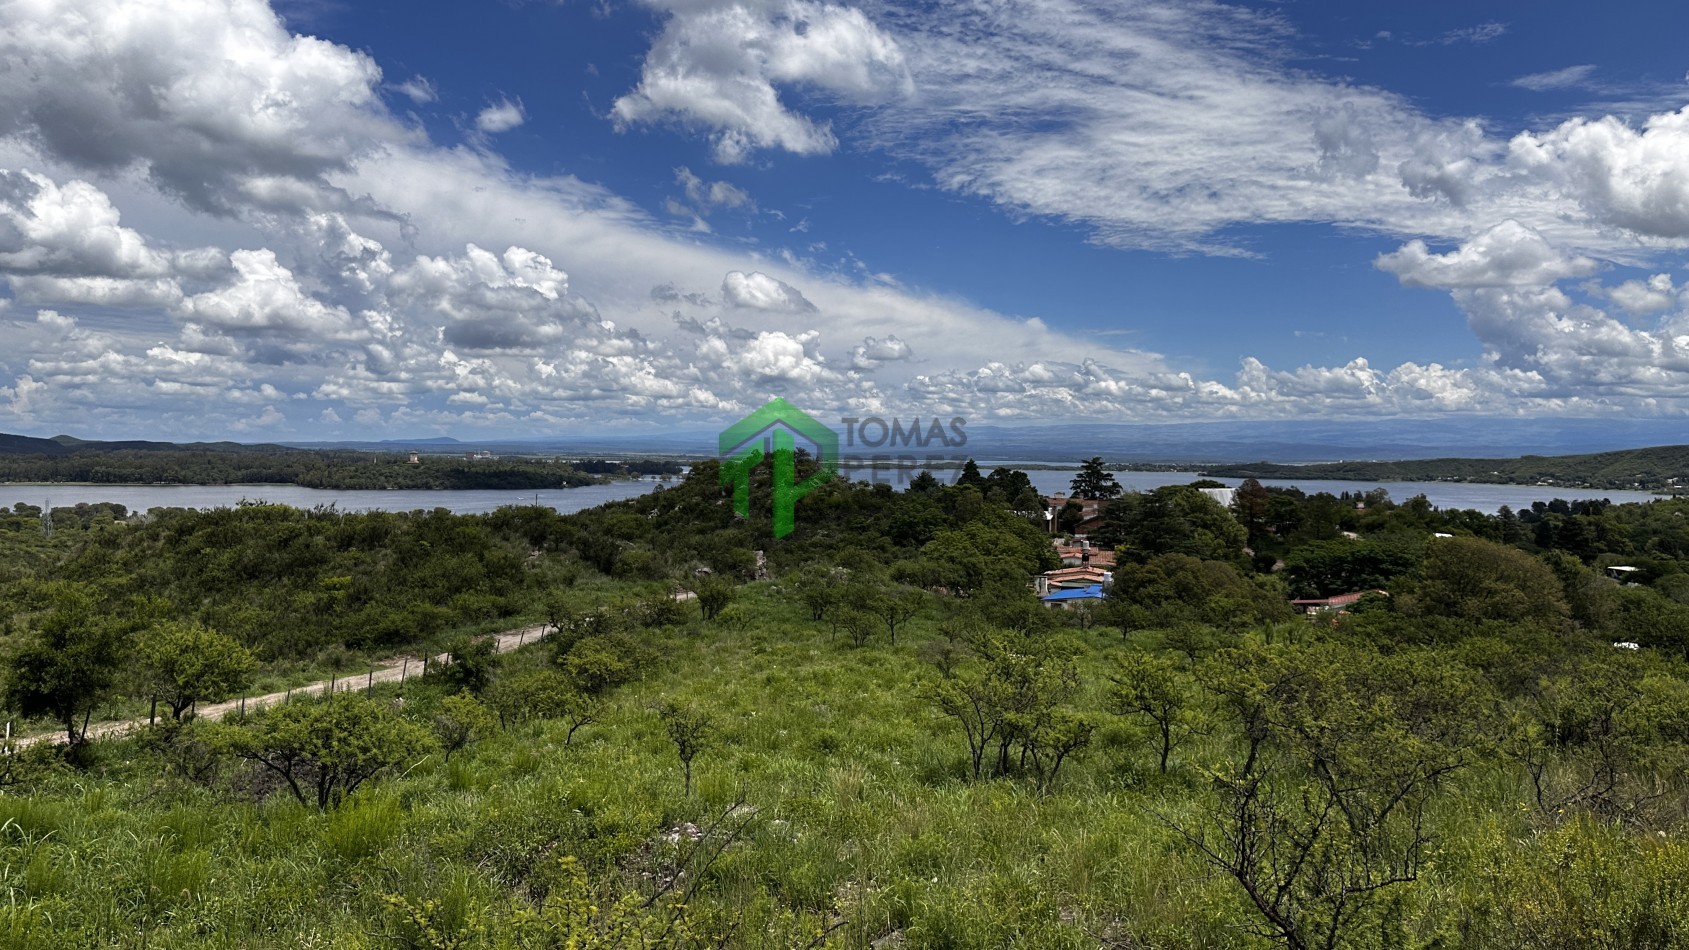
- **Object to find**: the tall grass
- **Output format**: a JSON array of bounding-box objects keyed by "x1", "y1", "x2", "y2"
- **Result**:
[{"x1": 0, "y1": 584, "x2": 1682, "y2": 947}]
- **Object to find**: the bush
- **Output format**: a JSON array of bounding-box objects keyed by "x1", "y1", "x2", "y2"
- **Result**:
[
  {"x1": 211, "y1": 693, "x2": 436, "y2": 810},
  {"x1": 634, "y1": 593, "x2": 690, "y2": 629},
  {"x1": 557, "y1": 633, "x2": 652, "y2": 695},
  {"x1": 694, "y1": 577, "x2": 735, "y2": 621}
]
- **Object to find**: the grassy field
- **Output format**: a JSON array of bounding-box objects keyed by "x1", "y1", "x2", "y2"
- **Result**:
[{"x1": 5, "y1": 578, "x2": 1679, "y2": 949}]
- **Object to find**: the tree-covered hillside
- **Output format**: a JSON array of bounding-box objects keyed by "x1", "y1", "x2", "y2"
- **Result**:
[
  {"x1": 0, "y1": 448, "x2": 629, "y2": 490},
  {"x1": 1204, "y1": 443, "x2": 1689, "y2": 492}
]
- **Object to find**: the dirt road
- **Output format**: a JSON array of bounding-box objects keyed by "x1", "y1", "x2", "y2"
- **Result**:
[{"x1": 17, "y1": 622, "x2": 552, "y2": 748}]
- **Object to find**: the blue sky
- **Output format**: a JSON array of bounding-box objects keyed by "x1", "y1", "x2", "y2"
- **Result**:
[{"x1": 1, "y1": 0, "x2": 1687, "y2": 439}]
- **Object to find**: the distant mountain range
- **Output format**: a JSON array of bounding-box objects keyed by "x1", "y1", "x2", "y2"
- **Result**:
[
  {"x1": 4, "y1": 416, "x2": 1687, "y2": 466},
  {"x1": 0, "y1": 432, "x2": 289, "y2": 456},
  {"x1": 281, "y1": 417, "x2": 1689, "y2": 464}
]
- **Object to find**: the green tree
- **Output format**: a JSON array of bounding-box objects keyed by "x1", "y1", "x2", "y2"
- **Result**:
[
  {"x1": 792, "y1": 565, "x2": 846, "y2": 622},
  {"x1": 927, "y1": 634, "x2": 1085, "y2": 781},
  {"x1": 437, "y1": 634, "x2": 497, "y2": 694},
  {"x1": 956, "y1": 459, "x2": 988, "y2": 490},
  {"x1": 542, "y1": 588, "x2": 581, "y2": 635},
  {"x1": 488, "y1": 668, "x2": 602, "y2": 743},
  {"x1": 1103, "y1": 553, "x2": 1288, "y2": 634},
  {"x1": 836, "y1": 608, "x2": 878, "y2": 648},
  {"x1": 432, "y1": 690, "x2": 497, "y2": 763},
  {"x1": 867, "y1": 585, "x2": 925, "y2": 645},
  {"x1": 1068, "y1": 457, "x2": 1122, "y2": 499},
  {"x1": 1097, "y1": 485, "x2": 1246, "y2": 562},
  {"x1": 3, "y1": 583, "x2": 125, "y2": 745},
  {"x1": 1172, "y1": 643, "x2": 1488, "y2": 950},
  {"x1": 137, "y1": 621, "x2": 256, "y2": 720},
  {"x1": 655, "y1": 700, "x2": 713, "y2": 796},
  {"x1": 984, "y1": 466, "x2": 1036, "y2": 506},
  {"x1": 217, "y1": 693, "x2": 436, "y2": 810},
  {"x1": 1231, "y1": 478, "x2": 1274, "y2": 551},
  {"x1": 1282, "y1": 538, "x2": 1420, "y2": 598},
  {"x1": 917, "y1": 511, "x2": 1058, "y2": 596},
  {"x1": 694, "y1": 576, "x2": 735, "y2": 621},
  {"x1": 1016, "y1": 706, "x2": 1095, "y2": 793},
  {"x1": 1109, "y1": 652, "x2": 1196, "y2": 774},
  {"x1": 1403, "y1": 536, "x2": 1570, "y2": 625},
  {"x1": 556, "y1": 631, "x2": 650, "y2": 694},
  {"x1": 905, "y1": 470, "x2": 943, "y2": 494}
]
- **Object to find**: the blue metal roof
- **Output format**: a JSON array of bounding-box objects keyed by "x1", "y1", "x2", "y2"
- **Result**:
[{"x1": 1041, "y1": 584, "x2": 1104, "y2": 602}]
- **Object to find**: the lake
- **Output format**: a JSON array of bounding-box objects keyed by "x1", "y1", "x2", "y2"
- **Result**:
[
  {"x1": 0, "y1": 468, "x2": 1666, "y2": 518},
  {"x1": 0, "y1": 477, "x2": 668, "y2": 516},
  {"x1": 850, "y1": 467, "x2": 1666, "y2": 514}
]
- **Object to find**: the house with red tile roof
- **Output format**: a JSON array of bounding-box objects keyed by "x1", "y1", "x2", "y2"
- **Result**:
[
  {"x1": 1034, "y1": 564, "x2": 1111, "y2": 597},
  {"x1": 1290, "y1": 590, "x2": 1388, "y2": 615},
  {"x1": 1054, "y1": 539, "x2": 1116, "y2": 568},
  {"x1": 1043, "y1": 493, "x2": 1110, "y2": 535}
]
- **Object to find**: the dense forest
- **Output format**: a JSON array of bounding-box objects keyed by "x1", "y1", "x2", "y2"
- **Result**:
[
  {"x1": 1204, "y1": 443, "x2": 1689, "y2": 492},
  {"x1": 0, "y1": 448, "x2": 684, "y2": 490},
  {"x1": 2, "y1": 458, "x2": 1689, "y2": 946}
]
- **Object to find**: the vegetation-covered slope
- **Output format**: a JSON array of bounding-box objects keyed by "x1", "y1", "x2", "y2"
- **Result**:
[
  {"x1": 1203, "y1": 442, "x2": 1689, "y2": 492},
  {"x1": 0, "y1": 447, "x2": 628, "y2": 490}
]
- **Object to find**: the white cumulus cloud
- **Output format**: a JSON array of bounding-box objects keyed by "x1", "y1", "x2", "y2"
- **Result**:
[
  {"x1": 475, "y1": 99, "x2": 526, "y2": 133},
  {"x1": 1376, "y1": 220, "x2": 1599, "y2": 289},
  {"x1": 720, "y1": 270, "x2": 817, "y2": 312},
  {"x1": 613, "y1": 0, "x2": 910, "y2": 163}
]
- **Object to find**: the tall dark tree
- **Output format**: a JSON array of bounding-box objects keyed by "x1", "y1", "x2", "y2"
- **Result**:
[
  {"x1": 905, "y1": 470, "x2": 943, "y2": 494},
  {"x1": 1069, "y1": 457, "x2": 1122, "y2": 499},
  {"x1": 984, "y1": 467, "x2": 1035, "y2": 505},
  {"x1": 1096, "y1": 485, "x2": 1246, "y2": 562},
  {"x1": 1232, "y1": 478, "x2": 1273, "y2": 550}
]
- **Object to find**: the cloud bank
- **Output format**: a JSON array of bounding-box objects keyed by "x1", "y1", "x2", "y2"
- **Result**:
[{"x1": 0, "y1": 0, "x2": 1687, "y2": 440}]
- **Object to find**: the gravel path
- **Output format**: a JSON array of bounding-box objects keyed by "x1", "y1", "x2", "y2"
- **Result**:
[{"x1": 16, "y1": 622, "x2": 551, "y2": 747}]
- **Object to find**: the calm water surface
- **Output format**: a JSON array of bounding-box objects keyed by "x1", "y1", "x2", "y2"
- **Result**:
[
  {"x1": 860, "y1": 468, "x2": 1665, "y2": 514},
  {"x1": 0, "y1": 478, "x2": 667, "y2": 515},
  {"x1": 0, "y1": 469, "x2": 1665, "y2": 517}
]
